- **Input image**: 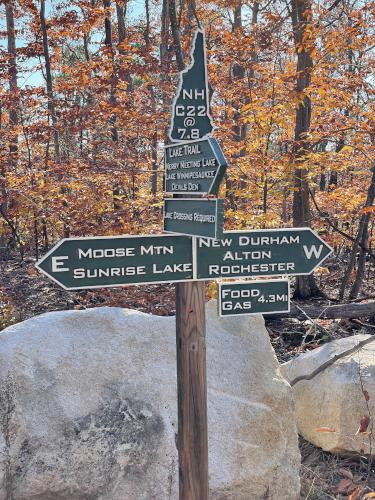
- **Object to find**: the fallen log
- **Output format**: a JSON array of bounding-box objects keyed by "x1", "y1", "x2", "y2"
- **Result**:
[{"x1": 265, "y1": 301, "x2": 375, "y2": 320}]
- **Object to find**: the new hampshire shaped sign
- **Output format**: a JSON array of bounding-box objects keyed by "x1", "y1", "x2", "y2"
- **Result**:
[{"x1": 169, "y1": 29, "x2": 213, "y2": 142}]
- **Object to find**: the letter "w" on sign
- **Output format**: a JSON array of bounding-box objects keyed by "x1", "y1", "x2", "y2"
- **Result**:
[{"x1": 303, "y1": 245, "x2": 323, "y2": 260}]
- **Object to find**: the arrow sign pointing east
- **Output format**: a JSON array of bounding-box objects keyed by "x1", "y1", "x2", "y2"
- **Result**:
[
  {"x1": 36, "y1": 234, "x2": 194, "y2": 290},
  {"x1": 195, "y1": 228, "x2": 333, "y2": 280},
  {"x1": 164, "y1": 137, "x2": 227, "y2": 195},
  {"x1": 169, "y1": 29, "x2": 213, "y2": 142}
]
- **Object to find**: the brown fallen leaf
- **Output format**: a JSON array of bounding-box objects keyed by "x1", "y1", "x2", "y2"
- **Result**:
[
  {"x1": 363, "y1": 390, "x2": 370, "y2": 401},
  {"x1": 348, "y1": 487, "x2": 365, "y2": 500},
  {"x1": 337, "y1": 477, "x2": 356, "y2": 494},
  {"x1": 339, "y1": 467, "x2": 354, "y2": 480},
  {"x1": 355, "y1": 415, "x2": 371, "y2": 435}
]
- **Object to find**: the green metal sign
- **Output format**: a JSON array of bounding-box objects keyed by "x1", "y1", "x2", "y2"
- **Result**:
[
  {"x1": 36, "y1": 228, "x2": 333, "y2": 290},
  {"x1": 164, "y1": 138, "x2": 227, "y2": 195},
  {"x1": 169, "y1": 29, "x2": 213, "y2": 142},
  {"x1": 164, "y1": 199, "x2": 224, "y2": 239},
  {"x1": 196, "y1": 228, "x2": 333, "y2": 280},
  {"x1": 218, "y1": 279, "x2": 290, "y2": 317},
  {"x1": 36, "y1": 234, "x2": 194, "y2": 290}
]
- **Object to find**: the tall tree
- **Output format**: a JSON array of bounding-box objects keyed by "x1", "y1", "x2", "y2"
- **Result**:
[
  {"x1": 40, "y1": 0, "x2": 61, "y2": 164},
  {"x1": 103, "y1": 0, "x2": 119, "y2": 143},
  {"x1": 5, "y1": 0, "x2": 18, "y2": 171},
  {"x1": 116, "y1": 0, "x2": 133, "y2": 92},
  {"x1": 290, "y1": 0, "x2": 321, "y2": 298},
  {"x1": 0, "y1": 1, "x2": 21, "y2": 252}
]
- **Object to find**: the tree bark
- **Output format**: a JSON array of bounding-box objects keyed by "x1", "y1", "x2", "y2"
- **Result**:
[
  {"x1": 1, "y1": 1, "x2": 19, "y2": 229},
  {"x1": 5, "y1": 0, "x2": 18, "y2": 171},
  {"x1": 144, "y1": 0, "x2": 158, "y2": 195},
  {"x1": 103, "y1": 0, "x2": 123, "y2": 210},
  {"x1": 40, "y1": 0, "x2": 60, "y2": 164},
  {"x1": 168, "y1": 0, "x2": 184, "y2": 71},
  {"x1": 116, "y1": 0, "x2": 133, "y2": 92},
  {"x1": 266, "y1": 301, "x2": 375, "y2": 320},
  {"x1": 290, "y1": 0, "x2": 321, "y2": 298},
  {"x1": 348, "y1": 165, "x2": 375, "y2": 299},
  {"x1": 103, "y1": 0, "x2": 119, "y2": 143}
]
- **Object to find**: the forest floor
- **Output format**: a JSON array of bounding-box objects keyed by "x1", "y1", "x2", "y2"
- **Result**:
[{"x1": 1, "y1": 256, "x2": 375, "y2": 499}]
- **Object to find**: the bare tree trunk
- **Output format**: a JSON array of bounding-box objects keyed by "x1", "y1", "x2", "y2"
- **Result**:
[
  {"x1": 1, "y1": 1, "x2": 19, "y2": 230},
  {"x1": 226, "y1": 3, "x2": 244, "y2": 209},
  {"x1": 5, "y1": 0, "x2": 18, "y2": 172},
  {"x1": 227, "y1": 2, "x2": 259, "y2": 209},
  {"x1": 103, "y1": 0, "x2": 119, "y2": 143},
  {"x1": 144, "y1": 0, "x2": 158, "y2": 196},
  {"x1": 103, "y1": 0, "x2": 122, "y2": 210},
  {"x1": 341, "y1": 165, "x2": 375, "y2": 300},
  {"x1": 290, "y1": 0, "x2": 321, "y2": 298},
  {"x1": 168, "y1": 0, "x2": 184, "y2": 71},
  {"x1": 40, "y1": 0, "x2": 60, "y2": 164},
  {"x1": 40, "y1": 0, "x2": 69, "y2": 237},
  {"x1": 116, "y1": 0, "x2": 133, "y2": 92},
  {"x1": 160, "y1": 0, "x2": 170, "y2": 145},
  {"x1": 160, "y1": 0, "x2": 170, "y2": 74}
]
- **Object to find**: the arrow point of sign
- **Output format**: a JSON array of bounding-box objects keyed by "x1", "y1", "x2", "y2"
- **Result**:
[
  {"x1": 35, "y1": 239, "x2": 71, "y2": 290},
  {"x1": 308, "y1": 228, "x2": 334, "y2": 273}
]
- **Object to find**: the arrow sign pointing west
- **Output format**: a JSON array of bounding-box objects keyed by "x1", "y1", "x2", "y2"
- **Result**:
[
  {"x1": 195, "y1": 228, "x2": 333, "y2": 280},
  {"x1": 164, "y1": 137, "x2": 227, "y2": 195},
  {"x1": 36, "y1": 234, "x2": 194, "y2": 290}
]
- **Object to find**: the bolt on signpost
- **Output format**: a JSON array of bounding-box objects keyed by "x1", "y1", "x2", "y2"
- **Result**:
[{"x1": 168, "y1": 29, "x2": 214, "y2": 500}]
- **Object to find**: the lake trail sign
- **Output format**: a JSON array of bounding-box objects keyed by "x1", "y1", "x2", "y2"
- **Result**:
[
  {"x1": 164, "y1": 198, "x2": 224, "y2": 239},
  {"x1": 169, "y1": 29, "x2": 213, "y2": 142},
  {"x1": 164, "y1": 137, "x2": 227, "y2": 195},
  {"x1": 36, "y1": 234, "x2": 194, "y2": 290},
  {"x1": 218, "y1": 279, "x2": 290, "y2": 317},
  {"x1": 196, "y1": 228, "x2": 333, "y2": 280}
]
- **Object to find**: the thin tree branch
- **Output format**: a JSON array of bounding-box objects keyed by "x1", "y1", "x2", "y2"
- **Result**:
[
  {"x1": 290, "y1": 335, "x2": 375, "y2": 387},
  {"x1": 327, "y1": 0, "x2": 343, "y2": 12},
  {"x1": 309, "y1": 188, "x2": 375, "y2": 261}
]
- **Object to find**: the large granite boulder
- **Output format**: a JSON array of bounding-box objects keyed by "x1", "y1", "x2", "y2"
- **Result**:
[
  {"x1": 281, "y1": 334, "x2": 375, "y2": 455},
  {"x1": 0, "y1": 302, "x2": 300, "y2": 499}
]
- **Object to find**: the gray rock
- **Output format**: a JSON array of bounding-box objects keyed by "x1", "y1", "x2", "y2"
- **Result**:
[
  {"x1": 0, "y1": 302, "x2": 300, "y2": 499},
  {"x1": 281, "y1": 334, "x2": 375, "y2": 455}
]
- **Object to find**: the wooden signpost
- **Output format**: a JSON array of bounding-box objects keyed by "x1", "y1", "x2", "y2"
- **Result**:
[
  {"x1": 35, "y1": 28, "x2": 334, "y2": 500},
  {"x1": 168, "y1": 28, "x2": 213, "y2": 500}
]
